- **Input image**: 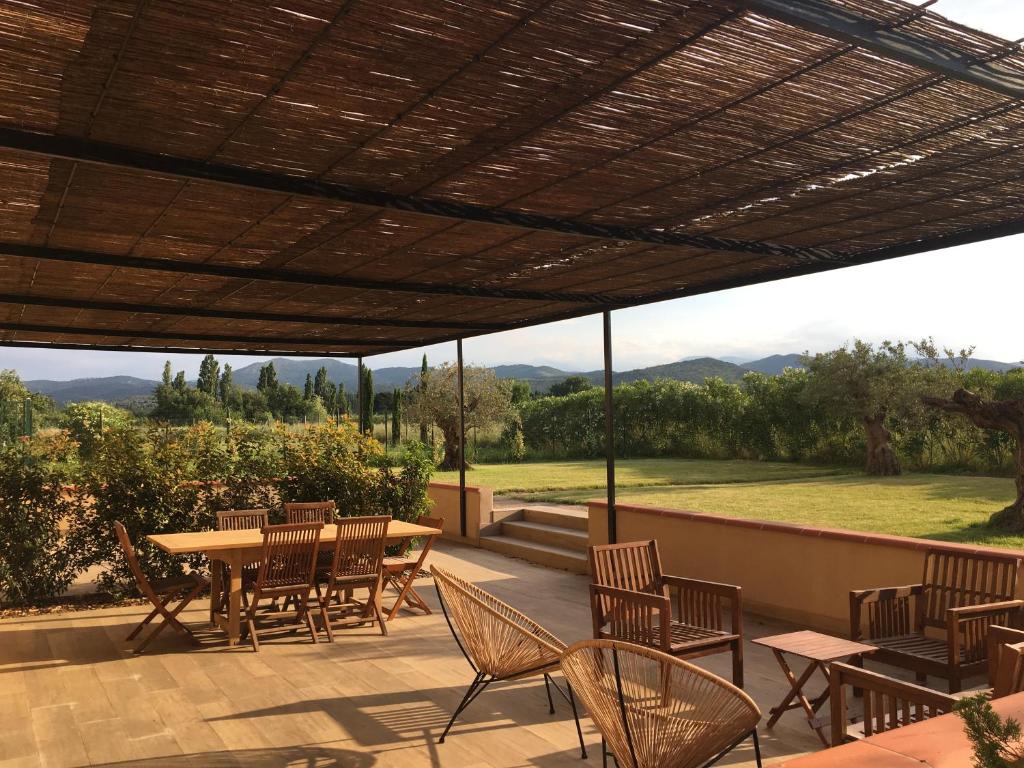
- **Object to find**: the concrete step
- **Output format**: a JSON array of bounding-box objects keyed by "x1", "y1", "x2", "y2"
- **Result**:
[
  {"x1": 521, "y1": 506, "x2": 589, "y2": 532},
  {"x1": 501, "y1": 519, "x2": 589, "y2": 552},
  {"x1": 479, "y1": 535, "x2": 588, "y2": 574}
]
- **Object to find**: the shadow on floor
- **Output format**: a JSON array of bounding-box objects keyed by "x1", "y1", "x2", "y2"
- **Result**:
[{"x1": 84, "y1": 745, "x2": 376, "y2": 767}]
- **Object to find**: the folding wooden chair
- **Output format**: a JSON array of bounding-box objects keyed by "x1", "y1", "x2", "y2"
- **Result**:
[
  {"x1": 213, "y1": 509, "x2": 269, "y2": 619},
  {"x1": 114, "y1": 522, "x2": 208, "y2": 654},
  {"x1": 285, "y1": 500, "x2": 336, "y2": 524},
  {"x1": 318, "y1": 515, "x2": 391, "y2": 640},
  {"x1": 241, "y1": 522, "x2": 328, "y2": 652},
  {"x1": 382, "y1": 515, "x2": 442, "y2": 620}
]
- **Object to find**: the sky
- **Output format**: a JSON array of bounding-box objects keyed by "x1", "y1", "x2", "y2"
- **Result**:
[{"x1": 2, "y1": 0, "x2": 1022, "y2": 381}]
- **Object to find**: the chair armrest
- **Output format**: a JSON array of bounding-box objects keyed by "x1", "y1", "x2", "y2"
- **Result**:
[
  {"x1": 589, "y1": 584, "x2": 671, "y2": 651},
  {"x1": 947, "y1": 601, "x2": 1024, "y2": 666},
  {"x1": 662, "y1": 574, "x2": 740, "y2": 600},
  {"x1": 849, "y1": 585, "x2": 922, "y2": 641},
  {"x1": 948, "y1": 600, "x2": 1024, "y2": 619},
  {"x1": 662, "y1": 575, "x2": 742, "y2": 635}
]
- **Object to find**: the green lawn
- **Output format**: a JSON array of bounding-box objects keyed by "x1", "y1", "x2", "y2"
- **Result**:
[{"x1": 437, "y1": 459, "x2": 1024, "y2": 549}]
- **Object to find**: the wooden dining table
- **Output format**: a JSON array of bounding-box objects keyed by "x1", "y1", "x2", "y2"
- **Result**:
[
  {"x1": 148, "y1": 520, "x2": 442, "y2": 646},
  {"x1": 779, "y1": 690, "x2": 1024, "y2": 767}
]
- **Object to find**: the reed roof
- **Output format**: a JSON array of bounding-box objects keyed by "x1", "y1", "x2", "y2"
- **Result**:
[{"x1": 2, "y1": 0, "x2": 1023, "y2": 357}]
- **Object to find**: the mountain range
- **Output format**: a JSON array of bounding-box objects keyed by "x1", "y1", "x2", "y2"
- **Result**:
[{"x1": 23, "y1": 353, "x2": 1021, "y2": 405}]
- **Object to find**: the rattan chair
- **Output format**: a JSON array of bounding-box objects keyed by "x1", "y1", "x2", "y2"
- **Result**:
[
  {"x1": 561, "y1": 639, "x2": 761, "y2": 768},
  {"x1": 241, "y1": 522, "x2": 329, "y2": 652},
  {"x1": 382, "y1": 514, "x2": 443, "y2": 619},
  {"x1": 285, "y1": 500, "x2": 336, "y2": 524},
  {"x1": 213, "y1": 509, "x2": 269, "y2": 617},
  {"x1": 431, "y1": 565, "x2": 586, "y2": 758},
  {"x1": 317, "y1": 515, "x2": 391, "y2": 640},
  {"x1": 114, "y1": 522, "x2": 208, "y2": 654}
]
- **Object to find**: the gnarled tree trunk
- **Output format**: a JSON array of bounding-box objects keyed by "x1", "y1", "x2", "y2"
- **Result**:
[
  {"x1": 864, "y1": 413, "x2": 901, "y2": 476},
  {"x1": 923, "y1": 389, "x2": 1024, "y2": 530}
]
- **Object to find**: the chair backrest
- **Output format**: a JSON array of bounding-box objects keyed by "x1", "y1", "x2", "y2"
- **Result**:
[
  {"x1": 561, "y1": 639, "x2": 759, "y2": 768},
  {"x1": 589, "y1": 541, "x2": 664, "y2": 594},
  {"x1": 829, "y1": 662, "x2": 957, "y2": 746},
  {"x1": 431, "y1": 565, "x2": 565, "y2": 679},
  {"x1": 329, "y1": 515, "x2": 390, "y2": 582},
  {"x1": 988, "y1": 625, "x2": 1024, "y2": 697},
  {"x1": 918, "y1": 548, "x2": 1020, "y2": 630},
  {"x1": 113, "y1": 521, "x2": 159, "y2": 603},
  {"x1": 285, "y1": 500, "x2": 336, "y2": 525},
  {"x1": 254, "y1": 522, "x2": 323, "y2": 591},
  {"x1": 217, "y1": 509, "x2": 269, "y2": 531}
]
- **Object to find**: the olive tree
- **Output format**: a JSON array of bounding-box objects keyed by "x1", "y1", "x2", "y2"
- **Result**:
[{"x1": 404, "y1": 363, "x2": 510, "y2": 470}]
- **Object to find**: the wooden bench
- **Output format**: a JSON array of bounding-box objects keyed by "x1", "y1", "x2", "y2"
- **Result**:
[
  {"x1": 850, "y1": 548, "x2": 1023, "y2": 692},
  {"x1": 589, "y1": 540, "x2": 744, "y2": 686}
]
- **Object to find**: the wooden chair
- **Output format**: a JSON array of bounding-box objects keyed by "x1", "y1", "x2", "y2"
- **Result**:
[
  {"x1": 317, "y1": 515, "x2": 391, "y2": 640},
  {"x1": 589, "y1": 541, "x2": 744, "y2": 686},
  {"x1": 241, "y1": 522, "x2": 329, "y2": 652},
  {"x1": 285, "y1": 500, "x2": 336, "y2": 524},
  {"x1": 382, "y1": 514, "x2": 443, "y2": 620},
  {"x1": 114, "y1": 522, "x2": 208, "y2": 654},
  {"x1": 829, "y1": 662, "x2": 957, "y2": 746},
  {"x1": 988, "y1": 625, "x2": 1024, "y2": 698},
  {"x1": 561, "y1": 639, "x2": 761, "y2": 768},
  {"x1": 850, "y1": 548, "x2": 1023, "y2": 692},
  {"x1": 213, "y1": 509, "x2": 269, "y2": 617},
  {"x1": 431, "y1": 565, "x2": 586, "y2": 758}
]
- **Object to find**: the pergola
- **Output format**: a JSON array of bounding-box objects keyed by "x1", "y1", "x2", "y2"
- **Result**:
[{"x1": 3, "y1": 0, "x2": 1024, "y2": 540}]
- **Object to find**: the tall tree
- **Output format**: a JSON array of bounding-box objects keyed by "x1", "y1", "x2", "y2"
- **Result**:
[
  {"x1": 549, "y1": 375, "x2": 594, "y2": 397},
  {"x1": 257, "y1": 362, "x2": 278, "y2": 393},
  {"x1": 419, "y1": 353, "x2": 429, "y2": 442},
  {"x1": 405, "y1": 363, "x2": 511, "y2": 470},
  {"x1": 303, "y1": 373, "x2": 314, "y2": 400},
  {"x1": 196, "y1": 354, "x2": 220, "y2": 395},
  {"x1": 336, "y1": 381, "x2": 348, "y2": 415},
  {"x1": 161, "y1": 361, "x2": 173, "y2": 387},
  {"x1": 361, "y1": 366, "x2": 374, "y2": 436},
  {"x1": 172, "y1": 370, "x2": 187, "y2": 392},
  {"x1": 219, "y1": 364, "x2": 233, "y2": 405},
  {"x1": 391, "y1": 389, "x2": 402, "y2": 446}
]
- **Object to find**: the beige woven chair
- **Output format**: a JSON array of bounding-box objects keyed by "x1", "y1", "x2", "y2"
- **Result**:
[
  {"x1": 431, "y1": 565, "x2": 586, "y2": 758},
  {"x1": 561, "y1": 639, "x2": 761, "y2": 768}
]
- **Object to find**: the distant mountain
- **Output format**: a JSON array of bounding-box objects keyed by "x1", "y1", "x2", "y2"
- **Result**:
[
  {"x1": 25, "y1": 375, "x2": 159, "y2": 405},
  {"x1": 593, "y1": 357, "x2": 750, "y2": 386},
  {"x1": 743, "y1": 354, "x2": 805, "y2": 375}
]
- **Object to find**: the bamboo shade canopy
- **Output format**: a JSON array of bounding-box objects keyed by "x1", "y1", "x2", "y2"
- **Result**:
[{"x1": 2, "y1": 0, "x2": 1024, "y2": 356}]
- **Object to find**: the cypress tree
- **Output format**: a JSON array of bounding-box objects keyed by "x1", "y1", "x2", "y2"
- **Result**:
[
  {"x1": 362, "y1": 367, "x2": 374, "y2": 436},
  {"x1": 304, "y1": 373, "x2": 314, "y2": 400},
  {"x1": 391, "y1": 389, "x2": 402, "y2": 446},
  {"x1": 419, "y1": 353, "x2": 429, "y2": 442},
  {"x1": 219, "y1": 364, "x2": 233, "y2": 404}
]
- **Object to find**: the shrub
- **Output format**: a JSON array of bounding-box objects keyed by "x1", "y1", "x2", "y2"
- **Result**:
[
  {"x1": 61, "y1": 401, "x2": 134, "y2": 457},
  {"x1": 955, "y1": 693, "x2": 1024, "y2": 767},
  {"x1": 0, "y1": 433, "x2": 80, "y2": 606}
]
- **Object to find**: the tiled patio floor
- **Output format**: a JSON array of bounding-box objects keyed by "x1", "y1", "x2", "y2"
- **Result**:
[{"x1": 0, "y1": 541, "x2": 838, "y2": 767}]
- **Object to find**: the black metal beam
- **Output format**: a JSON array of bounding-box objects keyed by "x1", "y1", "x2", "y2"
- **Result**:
[
  {"x1": 0, "y1": 242, "x2": 626, "y2": 305},
  {"x1": 457, "y1": 338, "x2": 467, "y2": 538},
  {"x1": 603, "y1": 310, "x2": 617, "y2": 545},
  {"x1": 0, "y1": 321, "x2": 404, "y2": 349},
  {"x1": 730, "y1": 0, "x2": 1024, "y2": 99},
  {"x1": 0, "y1": 126, "x2": 846, "y2": 263},
  {"x1": 0, "y1": 339, "x2": 361, "y2": 358},
  {"x1": 0, "y1": 292, "x2": 504, "y2": 332}
]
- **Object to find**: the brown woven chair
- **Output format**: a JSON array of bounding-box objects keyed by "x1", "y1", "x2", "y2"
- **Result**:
[
  {"x1": 431, "y1": 565, "x2": 586, "y2": 758},
  {"x1": 382, "y1": 514, "x2": 443, "y2": 619},
  {"x1": 285, "y1": 500, "x2": 336, "y2": 524},
  {"x1": 241, "y1": 522, "x2": 329, "y2": 652},
  {"x1": 317, "y1": 515, "x2": 391, "y2": 640},
  {"x1": 589, "y1": 541, "x2": 744, "y2": 686},
  {"x1": 561, "y1": 639, "x2": 761, "y2": 768},
  {"x1": 213, "y1": 509, "x2": 269, "y2": 617},
  {"x1": 829, "y1": 662, "x2": 956, "y2": 746},
  {"x1": 114, "y1": 522, "x2": 208, "y2": 654}
]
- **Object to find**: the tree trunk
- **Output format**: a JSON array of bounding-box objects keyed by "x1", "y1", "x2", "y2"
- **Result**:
[
  {"x1": 438, "y1": 420, "x2": 468, "y2": 471},
  {"x1": 863, "y1": 414, "x2": 901, "y2": 476},
  {"x1": 923, "y1": 389, "x2": 1024, "y2": 530}
]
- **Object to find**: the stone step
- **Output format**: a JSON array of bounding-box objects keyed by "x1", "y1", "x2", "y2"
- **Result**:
[
  {"x1": 521, "y1": 506, "x2": 589, "y2": 532},
  {"x1": 501, "y1": 520, "x2": 589, "y2": 552},
  {"x1": 479, "y1": 535, "x2": 588, "y2": 574}
]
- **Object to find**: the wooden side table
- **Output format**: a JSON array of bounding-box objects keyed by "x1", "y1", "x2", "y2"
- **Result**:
[{"x1": 753, "y1": 630, "x2": 877, "y2": 747}]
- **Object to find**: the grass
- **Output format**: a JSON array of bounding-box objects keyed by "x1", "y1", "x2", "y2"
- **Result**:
[{"x1": 437, "y1": 458, "x2": 1024, "y2": 549}]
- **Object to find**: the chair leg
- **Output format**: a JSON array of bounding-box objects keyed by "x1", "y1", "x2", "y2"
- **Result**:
[
  {"x1": 752, "y1": 729, "x2": 763, "y2": 768},
  {"x1": 127, "y1": 591, "x2": 175, "y2": 640},
  {"x1": 133, "y1": 583, "x2": 204, "y2": 654},
  {"x1": 246, "y1": 594, "x2": 261, "y2": 653},
  {"x1": 566, "y1": 681, "x2": 588, "y2": 759},
  {"x1": 372, "y1": 579, "x2": 388, "y2": 637},
  {"x1": 544, "y1": 673, "x2": 555, "y2": 714},
  {"x1": 315, "y1": 583, "x2": 334, "y2": 643},
  {"x1": 732, "y1": 639, "x2": 744, "y2": 688},
  {"x1": 440, "y1": 672, "x2": 489, "y2": 744}
]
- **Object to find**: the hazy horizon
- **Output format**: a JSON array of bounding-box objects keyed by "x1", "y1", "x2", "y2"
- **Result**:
[{"x1": 2, "y1": 0, "x2": 1020, "y2": 382}]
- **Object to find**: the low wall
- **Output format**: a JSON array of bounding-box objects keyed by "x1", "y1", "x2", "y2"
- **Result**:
[
  {"x1": 427, "y1": 482, "x2": 493, "y2": 544},
  {"x1": 588, "y1": 500, "x2": 1024, "y2": 635}
]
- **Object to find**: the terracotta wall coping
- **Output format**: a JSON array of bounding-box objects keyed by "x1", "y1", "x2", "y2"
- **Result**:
[
  {"x1": 428, "y1": 481, "x2": 485, "y2": 494},
  {"x1": 588, "y1": 500, "x2": 1024, "y2": 559}
]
